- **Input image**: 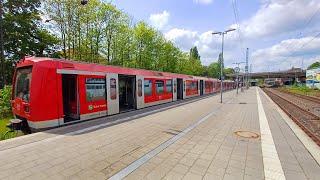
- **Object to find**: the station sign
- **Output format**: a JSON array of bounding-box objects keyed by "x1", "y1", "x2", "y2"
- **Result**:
[{"x1": 234, "y1": 67, "x2": 240, "y2": 73}]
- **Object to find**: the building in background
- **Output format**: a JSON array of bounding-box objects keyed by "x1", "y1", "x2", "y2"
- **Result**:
[{"x1": 306, "y1": 68, "x2": 320, "y2": 89}]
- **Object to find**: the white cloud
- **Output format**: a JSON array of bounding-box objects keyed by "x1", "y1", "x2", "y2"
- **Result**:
[
  {"x1": 149, "y1": 11, "x2": 170, "y2": 30},
  {"x1": 252, "y1": 36, "x2": 320, "y2": 72},
  {"x1": 165, "y1": 28, "x2": 237, "y2": 66},
  {"x1": 162, "y1": 0, "x2": 320, "y2": 71},
  {"x1": 165, "y1": 28, "x2": 199, "y2": 51},
  {"x1": 193, "y1": 0, "x2": 213, "y2": 5},
  {"x1": 241, "y1": 0, "x2": 320, "y2": 39}
]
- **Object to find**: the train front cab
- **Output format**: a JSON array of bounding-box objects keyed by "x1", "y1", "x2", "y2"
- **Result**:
[
  {"x1": 11, "y1": 65, "x2": 33, "y2": 131},
  {"x1": 12, "y1": 60, "x2": 64, "y2": 131}
]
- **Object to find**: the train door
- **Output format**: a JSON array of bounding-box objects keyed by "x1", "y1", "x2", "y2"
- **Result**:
[
  {"x1": 177, "y1": 78, "x2": 183, "y2": 100},
  {"x1": 106, "y1": 73, "x2": 119, "y2": 115},
  {"x1": 62, "y1": 74, "x2": 80, "y2": 122},
  {"x1": 172, "y1": 78, "x2": 177, "y2": 101},
  {"x1": 183, "y1": 79, "x2": 186, "y2": 99},
  {"x1": 136, "y1": 76, "x2": 144, "y2": 109},
  {"x1": 200, "y1": 80, "x2": 204, "y2": 95},
  {"x1": 118, "y1": 74, "x2": 136, "y2": 112}
]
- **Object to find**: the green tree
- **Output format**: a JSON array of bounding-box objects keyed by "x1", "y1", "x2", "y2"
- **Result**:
[
  {"x1": 43, "y1": 1, "x2": 212, "y2": 77},
  {"x1": 207, "y1": 62, "x2": 220, "y2": 78},
  {"x1": 1, "y1": 0, "x2": 58, "y2": 87},
  {"x1": 4, "y1": 0, "x2": 59, "y2": 59},
  {"x1": 307, "y1": 61, "x2": 320, "y2": 70},
  {"x1": 224, "y1": 68, "x2": 235, "y2": 80},
  {"x1": 183, "y1": 46, "x2": 203, "y2": 76},
  {"x1": 0, "y1": 86, "x2": 12, "y2": 118},
  {"x1": 190, "y1": 46, "x2": 200, "y2": 60}
]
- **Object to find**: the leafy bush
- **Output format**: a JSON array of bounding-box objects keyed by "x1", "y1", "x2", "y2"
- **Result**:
[{"x1": 0, "y1": 86, "x2": 12, "y2": 118}]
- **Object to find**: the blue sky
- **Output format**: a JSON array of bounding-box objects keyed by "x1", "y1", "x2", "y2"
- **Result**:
[{"x1": 112, "y1": 0, "x2": 320, "y2": 72}]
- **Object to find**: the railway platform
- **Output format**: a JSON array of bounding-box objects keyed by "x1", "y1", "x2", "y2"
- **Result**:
[{"x1": 0, "y1": 88, "x2": 319, "y2": 180}]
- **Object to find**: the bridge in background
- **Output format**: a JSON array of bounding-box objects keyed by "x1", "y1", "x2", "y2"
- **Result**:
[{"x1": 227, "y1": 68, "x2": 305, "y2": 79}]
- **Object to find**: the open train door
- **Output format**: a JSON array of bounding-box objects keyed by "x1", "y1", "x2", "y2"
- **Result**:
[
  {"x1": 106, "y1": 73, "x2": 119, "y2": 115},
  {"x1": 136, "y1": 76, "x2": 144, "y2": 109},
  {"x1": 177, "y1": 78, "x2": 183, "y2": 100},
  {"x1": 183, "y1": 79, "x2": 186, "y2": 99},
  {"x1": 62, "y1": 74, "x2": 80, "y2": 123},
  {"x1": 199, "y1": 80, "x2": 203, "y2": 95},
  {"x1": 172, "y1": 78, "x2": 177, "y2": 101}
]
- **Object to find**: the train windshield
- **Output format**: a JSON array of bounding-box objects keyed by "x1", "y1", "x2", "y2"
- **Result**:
[{"x1": 14, "y1": 67, "x2": 32, "y2": 102}]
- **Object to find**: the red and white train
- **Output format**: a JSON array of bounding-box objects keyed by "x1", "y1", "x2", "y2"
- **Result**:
[{"x1": 11, "y1": 57, "x2": 235, "y2": 131}]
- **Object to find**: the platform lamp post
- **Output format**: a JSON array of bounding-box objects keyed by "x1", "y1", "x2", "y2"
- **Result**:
[
  {"x1": 233, "y1": 62, "x2": 245, "y2": 94},
  {"x1": 212, "y1": 28, "x2": 236, "y2": 103}
]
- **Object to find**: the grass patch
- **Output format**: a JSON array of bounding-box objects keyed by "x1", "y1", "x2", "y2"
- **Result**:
[
  {"x1": 0, "y1": 117, "x2": 11, "y2": 134},
  {"x1": 282, "y1": 85, "x2": 320, "y2": 97},
  {"x1": 0, "y1": 115, "x2": 24, "y2": 141}
]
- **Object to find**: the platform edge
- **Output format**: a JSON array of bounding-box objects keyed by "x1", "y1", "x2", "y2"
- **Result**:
[{"x1": 259, "y1": 87, "x2": 320, "y2": 166}]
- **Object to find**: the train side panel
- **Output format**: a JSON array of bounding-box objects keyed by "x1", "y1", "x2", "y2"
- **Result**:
[
  {"x1": 185, "y1": 79, "x2": 199, "y2": 98},
  {"x1": 144, "y1": 78, "x2": 173, "y2": 107},
  {"x1": 12, "y1": 57, "x2": 232, "y2": 131},
  {"x1": 79, "y1": 75, "x2": 107, "y2": 120}
]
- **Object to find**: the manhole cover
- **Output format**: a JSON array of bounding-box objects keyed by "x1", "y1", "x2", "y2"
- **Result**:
[{"x1": 234, "y1": 131, "x2": 260, "y2": 139}]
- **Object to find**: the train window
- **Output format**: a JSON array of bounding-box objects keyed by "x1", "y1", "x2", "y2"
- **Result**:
[
  {"x1": 86, "y1": 78, "x2": 106, "y2": 102},
  {"x1": 144, "y1": 80, "x2": 152, "y2": 96},
  {"x1": 186, "y1": 81, "x2": 197, "y2": 91},
  {"x1": 193, "y1": 81, "x2": 198, "y2": 90},
  {"x1": 206, "y1": 81, "x2": 213, "y2": 90},
  {"x1": 186, "y1": 81, "x2": 190, "y2": 90},
  {"x1": 156, "y1": 80, "x2": 164, "y2": 94},
  {"x1": 14, "y1": 67, "x2": 32, "y2": 102},
  {"x1": 166, "y1": 80, "x2": 172, "y2": 93},
  {"x1": 110, "y1": 78, "x2": 117, "y2": 100},
  {"x1": 138, "y1": 79, "x2": 142, "y2": 97}
]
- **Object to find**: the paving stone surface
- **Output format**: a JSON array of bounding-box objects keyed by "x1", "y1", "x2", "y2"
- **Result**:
[
  {"x1": 259, "y1": 90, "x2": 320, "y2": 180},
  {"x1": 0, "y1": 87, "x2": 319, "y2": 180},
  {"x1": 125, "y1": 88, "x2": 264, "y2": 180}
]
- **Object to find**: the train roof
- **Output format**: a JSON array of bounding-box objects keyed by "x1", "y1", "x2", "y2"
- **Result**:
[{"x1": 17, "y1": 57, "x2": 219, "y2": 81}]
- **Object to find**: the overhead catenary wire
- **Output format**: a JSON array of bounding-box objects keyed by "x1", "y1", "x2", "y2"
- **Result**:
[
  {"x1": 266, "y1": 2, "x2": 320, "y2": 71},
  {"x1": 276, "y1": 3, "x2": 320, "y2": 69},
  {"x1": 231, "y1": 0, "x2": 246, "y2": 57},
  {"x1": 301, "y1": 5, "x2": 320, "y2": 37},
  {"x1": 270, "y1": 31, "x2": 320, "y2": 68}
]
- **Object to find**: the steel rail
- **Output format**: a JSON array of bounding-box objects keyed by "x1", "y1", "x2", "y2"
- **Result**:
[
  {"x1": 279, "y1": 89, "x2": 320, "y2": 104},
  {"x1": 269, "y1": 88, "x2": 320, "y2": 118},
  {"x1": 263, "y1": 88, "x2": 320, "y2": 146}
]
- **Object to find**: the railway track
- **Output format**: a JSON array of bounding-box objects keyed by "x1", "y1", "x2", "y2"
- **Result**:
[
  {"x1": 279, "y1": 89, "x2": 320, "y2": 104},
  {"x1": 263, "y1": 88, "x2": 320, "y2": 146},
  {"x1": 268, "y1": 88, "x2": 320, "y2": 118}
]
